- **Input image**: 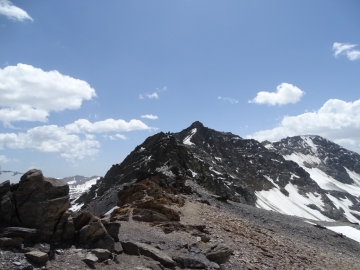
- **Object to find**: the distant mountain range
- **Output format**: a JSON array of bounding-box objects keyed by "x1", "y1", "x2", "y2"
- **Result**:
[
  {"x1": 61, "y1": 175, "x2": 101, "y2": 211},
  {"x1": 72, "y1": 121, "x2": 360, "y2": 225}
]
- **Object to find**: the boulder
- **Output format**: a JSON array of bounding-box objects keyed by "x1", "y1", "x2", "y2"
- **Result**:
[
  {"x1": 25, "y1": 250, "x2": 49, "y2": 265},
  {"x1": 205, "y1": 244, "x2": 233, "y2": 264},
  {"x1": 114, "y1": 242, "x2": 123, "y2": 254},
  {"x1": 61, "y1": 217, "x2": 76, "y2": 243},
  {"x1": 91, "y1": 248, "x2": 111, "y2": 261},
  {"x1": 0, "y1": 180, "x2": 10, "y2": 198},
  {"x1": 0, "y1": 237, "x2": 23, "y2": 249},
  {"x1": 121, "y1": 241, "x2": 176, "y2": 267},
  {"x1": 83, "y1": 253, "x2": 98, "y2": 268},
  {"x1": 0, "y1": 194, "x2": 15, "y2": 226},
  {"x1": 173, "y1": 254, "x2": 220, "y2": 269},
  {"x1": 73, "y1": 211, "x2": 94, "y2": 231},
  {"x1": 12, "y1": 170, "x2": 70, "y2": 242},
  {"x1": 0, "y1": 227, "x2": 37, "y2": 240},
  {"x1": 78, "y1": 219, "x2": 115, "y2": 252},
  {"x1": 104, "y1": 222, "x2": 120, "y2": 242}
]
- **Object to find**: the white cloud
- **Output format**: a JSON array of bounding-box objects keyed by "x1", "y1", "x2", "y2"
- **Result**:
[
  {"x1": 247, "y1": 99, "x2": 360, "y2": 154},
  {"x1": 218, "y1": 96, "x2": 238, "y2": 104},
  {"x1": 249, "y1": 83, "x2": 305, "y2": 106},
  {"x1": 0, "y1": 154, "x2": 17, "y2": 163},
  {"x1": 0, "y1": 118, "x2": 152, "y2": 161},
  {"x1": 0, "y1": 0, "x2": 33, "y2": 21},
  {"x1": 139, "y1": 92, "x2": 159, "y2": 99},
  {"x1": 139, "y1": 86, "x2": 167, "y2": 99},
  {"x1": 0, "y1": 64, "x2": 96, "y2": 123},
  {"x1": 0, "y1": 125, "x2": 100, "y2": 161},
  {"x1": 333, "y1": 42, "x2": 360, "y2": 61},
  {"x1": 65, "y1": 119, "x2": 150, "y2": 133},
  {"x1": 141, "y1": 114, "x2": 158, "y2": 120},
  {"x1": 156, "y1": 86, "x2": 167, "y2": 92},
  {"x1": 114, "y1": 134, "x2": 127, "y2": 140}
]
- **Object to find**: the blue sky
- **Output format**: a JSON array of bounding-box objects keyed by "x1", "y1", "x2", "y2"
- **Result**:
[{"x1": 1, "y1": 0, "x2": 360, "y2": 182}]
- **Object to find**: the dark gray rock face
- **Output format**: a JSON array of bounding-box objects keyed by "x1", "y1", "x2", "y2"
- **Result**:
[
  {"x1": 82, "y1": 122, "x2": 350, "y2": 222},
  {"x1": 0, "y1": 169, "x2": 70, "y2": 242},
  {"x1": 0, "y1": 170, "x2": 119, "y2": 250},
  {"x1": 265, "y1": 135, "x2": 360, "y2": 185}
]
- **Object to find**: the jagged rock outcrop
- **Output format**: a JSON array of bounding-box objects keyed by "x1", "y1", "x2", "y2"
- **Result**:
[
  {"x1": 0, "y1": 169, "x2": 70, "y2": 242},
  {"x1": 110, "y1": 175, "x2": 184, "y2": 223},
  {"x1": 0, "y1": 170, "x2": 120, "y2": 252}
]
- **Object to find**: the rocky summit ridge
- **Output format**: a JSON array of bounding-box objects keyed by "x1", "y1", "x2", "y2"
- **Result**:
[
  {"x1": 1, "y1": 121, "x2": 360, "y2": 269},
  {"x1": 80, "y1": 121, "x2": 360, "y2": 224}
]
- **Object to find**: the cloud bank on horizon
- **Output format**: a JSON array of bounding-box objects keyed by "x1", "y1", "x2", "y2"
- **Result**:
[
  {"x1": 0, "y1": 0, "x2": 32, "y2": 21},
  {"x1": 248, "y1": 99, "x2": 360, "y2": 154},
  {"x1": 0, "y1": 64, "x2": 155, "y2": 162}
]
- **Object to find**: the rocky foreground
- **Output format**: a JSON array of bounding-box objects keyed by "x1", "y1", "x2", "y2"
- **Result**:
[{"x1": 1, "y1": 170, "x2": 360, "y2": 269}]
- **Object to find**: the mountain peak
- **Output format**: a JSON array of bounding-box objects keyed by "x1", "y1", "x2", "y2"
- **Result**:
[{"x1": 189, "y1": 121, "x2": 204, "y2": 129}]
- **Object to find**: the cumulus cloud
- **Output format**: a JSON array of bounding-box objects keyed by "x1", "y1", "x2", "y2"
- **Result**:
[
  {"x1": 139, "y1": 92, "x2": 159, "y2": 99},
  {"x1": 249, "y1": 83, "x2": 305, "y2": 106},
  {"x1": 218, "y1": 96, "x2": 238, "y2": 104},
  {"x1": 0, "y1": 125, "x2": 100, "y2": 161},
  {"x1": 0, "y1": 0, "x2": 33, "y2": 21},
  {"x1": 247, "y1": 99, "x2": 360, "y2": 154},
  {"x1": 65, "y1": 119, "x2": 150, "y2": 133},
  {"x1": 141, "y1": 114, "x2": 158, "y2": 120},
  {"x1": 0, "y1": 154, "x2": 17, "y2": 163},
  {"x1": 0, "y1": 64, "x2": 96, "y2": 124},
  {"x1": 333, "y1": 42, "x2": 360, "y2": 61},
  {"x1": 0, "y1": 118, "x2": 152, "y2": 161},
  {"x1": 139, "y1": 86, "x2": 167, "y2": 99}
]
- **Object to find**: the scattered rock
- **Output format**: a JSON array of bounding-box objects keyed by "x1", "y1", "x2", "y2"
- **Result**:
[
  {"x1": 104, "y1": 222, "x2": 120, "y2": 242},
  {"x1": 91, "y1": 248, "x2": 111, "y2": 261},
  {"x1": 173, "y1": 253, "x2": 219, "y2": 269},
  {"x1": 205, "y1": 244, "x2": 233, "y2": 264},
  {"x1": 114, "y1": 242, "x2": 123, "y2": 254},
  {"x1": 82, "y1": 253, "x2": 98, "y2": 268},
  {"x1": 25, "y1": 250, "x2": 49, "y2": 265},
  {"x1": 121, "y1": 241, "x2": 176, "y2": 267}
]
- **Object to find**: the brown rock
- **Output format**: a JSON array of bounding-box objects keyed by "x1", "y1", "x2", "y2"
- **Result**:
[
  {"x1": 91, "y1": 248, "x2": 111, "y2": 261},
  {"x1": 73, "y1": 211, "x2": 94, "y2": 231},
  {"x1": 0, "y1": 237, "x2": 23, "y2": 248},
  {"x1": 25, "y1": 250, "x2": 49, "y2": 265},
  {"x1": 79, "y1": 219, "x2": 115, "y2": 252}
]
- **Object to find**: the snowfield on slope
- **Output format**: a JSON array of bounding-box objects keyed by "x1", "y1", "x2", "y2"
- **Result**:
[{"x1": 255, "y1": 179, "x2": 332, "y2": 221}]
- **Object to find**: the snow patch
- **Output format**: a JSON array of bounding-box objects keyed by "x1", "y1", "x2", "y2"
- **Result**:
[
  {"x1": 69, "y1": 203, "x2": 84, "y2": 212},
  {"x1": 183, "y1": 128, "x2": 197, "y2": 146},
  {"x1": 209, "y1": 167, "x2": 222, "y2": 175},
  {"x1": 105, "y1": 206, "x2": 119, "y2": 215},
  {"x1": 156, "y1": 164, "x2": 176, "y2": 177},
  {"x1": 344, "y1": 167, "x2": 360, "y2": 187},
  {"x1": 326, "y1": 226, "x2": 360, "y2": 243},
  {"x1": 326, "y1": 194, "x2": 360, "y2": 223},
  {"x1": 301, "y1": 136, "x2": 318, "y2": 153},
  {"x1": 255, "y1": 183, "x2": 331, "y2": 221}
]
